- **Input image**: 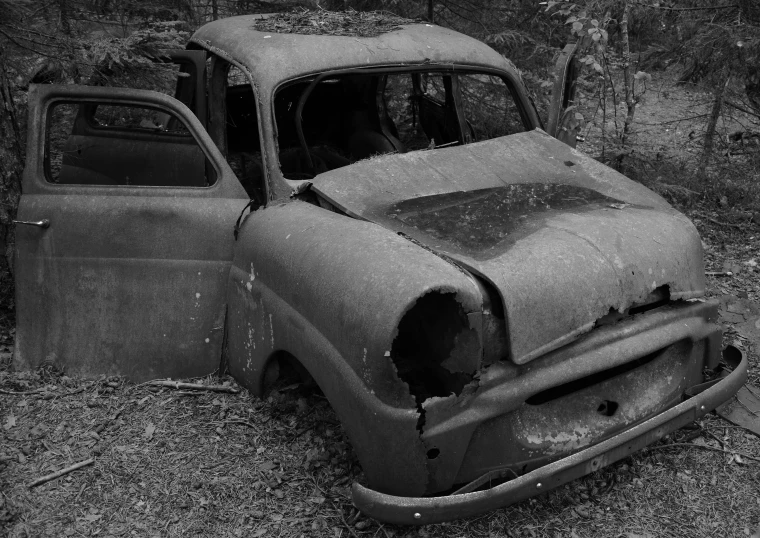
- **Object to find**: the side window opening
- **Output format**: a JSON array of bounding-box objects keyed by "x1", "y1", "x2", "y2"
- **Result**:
[
  {"x1": 459, "y1": 74, "x2": 526, "y2": 140},
  {"x1": 387, "y1": 73, "x2": 461, "y2": 150},
  {"x1": 46, "y1": 101, "x2": 214, "y2": 187},
  {"x1": 223, "y1": 64, "x2": 266, "y2": 206}
]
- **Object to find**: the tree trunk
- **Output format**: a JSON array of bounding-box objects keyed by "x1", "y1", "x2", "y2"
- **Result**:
[
  {"x1": 428, "y1": 0, "x2": 434, "y2": 23},
  {"x1": 58, "y1": 0, "x2": 71, "y2": 35},
  {"x1": 620, "y1": 0, "x2": 637, "y2": 147},
  {"x1": 211, "y1": 0, "x2": 219, "y2": 21},
  {"x1": 0, "y1": 48, "x2": 23, "y2": 273},
  {"x1": 699, "y1": 73, "x2": 731, "y2": 176}
]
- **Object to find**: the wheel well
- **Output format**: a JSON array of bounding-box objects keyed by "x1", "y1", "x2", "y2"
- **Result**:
[{"x1": 261, "y1": 350, "x2": 318, "y2": 396}]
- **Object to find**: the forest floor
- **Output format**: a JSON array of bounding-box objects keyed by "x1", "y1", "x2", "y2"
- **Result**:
[{"x1": 2, "y1": 71, "x2": 760, "y2": 538}]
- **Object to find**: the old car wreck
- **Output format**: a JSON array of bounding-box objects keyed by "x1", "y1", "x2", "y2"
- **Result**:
[{"x1": 13, "y1": 11, "x2": 747, "y2": 525}]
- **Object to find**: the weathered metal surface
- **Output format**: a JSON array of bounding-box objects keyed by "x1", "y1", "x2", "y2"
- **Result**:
[
  {"x1": 353, "y1": 345, "x2": 747, "y2": 525},
  {"x1": 190, "y1": 18, "x2": 512, "y2": 92},
  {"x1": 225, "y1": 200, "x2": 483, "y2": 496},
  {"x1": 15, "y1": 85, "x2": 248, "y2": 381},
  {"x1": 416, "y1": 300, "x2": 719, "y2": 493},
  {"x1": 312, "y1": 130, "x2": 705, "y2": 364},
  {"x1": 189, "y1": 17, "x2": 540, "y2": 202}
]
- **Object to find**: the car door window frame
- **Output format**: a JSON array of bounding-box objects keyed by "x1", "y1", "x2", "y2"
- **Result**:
[
  {"x1": 206, "y1": 53, "x2": 270, "y2": 203},
  {"x1": 26, "y1": 84, "x2": 247, "y2": 199}
]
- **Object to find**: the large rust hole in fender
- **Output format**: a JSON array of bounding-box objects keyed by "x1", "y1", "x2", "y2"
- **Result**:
[{"x1": 390, "y1": 291, "x2": 480, "y2": 405}]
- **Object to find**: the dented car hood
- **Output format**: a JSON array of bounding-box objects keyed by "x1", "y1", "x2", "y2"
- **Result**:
[{"x1": 311, "y1": 129, "x2": 706, "y2": 364}]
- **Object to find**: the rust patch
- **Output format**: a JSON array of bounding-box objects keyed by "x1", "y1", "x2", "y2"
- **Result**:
[{"x1": 388, "y1": 184, "x2": 625, "y2": 255}]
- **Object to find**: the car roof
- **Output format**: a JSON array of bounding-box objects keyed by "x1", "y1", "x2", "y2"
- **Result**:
[{"x1": 190, "y1": 15, "x2": 515, "y2": 90}]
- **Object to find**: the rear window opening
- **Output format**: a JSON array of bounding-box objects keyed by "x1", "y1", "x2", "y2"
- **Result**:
[{"x1": 273, "y1": 69, "x2": 529, "y2": 180}]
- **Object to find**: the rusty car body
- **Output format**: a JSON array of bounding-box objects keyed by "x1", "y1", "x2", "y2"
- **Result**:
[{"x1": 14, "y1": 14, "x2": 746, "y2": 524}]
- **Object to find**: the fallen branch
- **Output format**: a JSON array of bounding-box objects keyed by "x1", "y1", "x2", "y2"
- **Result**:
[
  {"x1": 706, "y1": 217, "x2": 744, "y2": 229},
  {"x1": 37, "y1": 387, "x2": 86, "y2": 400},
  {"x1": 725, "y1": 100, "x2": 760, "y2": 120},
  {"x1": 147, "y1": 381, "x2": 239, "y2": 394},
  {"x1": 28, "y1": 458, "x2": 95, "y2": 488},
  {"x1": 705, "y1": 271, "x2": 733, "y2": 277},
  {"x1": 633, "y1": 2, "x2": 738, "y2": 11},
  {"x1": 646, "y1": 442, "x2": 760, "y2": 463},
  {"x1": 0, "y1": 388, "x2": 44, "y2": 395},
  {"x1": 336, "y1": 503, "x2": 361, "y2": 538}
]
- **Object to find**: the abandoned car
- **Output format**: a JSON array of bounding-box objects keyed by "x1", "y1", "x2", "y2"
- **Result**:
[{"x1": 14, "y1": 13, "x2": 746, "y2": 524}]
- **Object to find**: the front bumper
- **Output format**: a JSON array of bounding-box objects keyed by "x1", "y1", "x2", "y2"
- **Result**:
[{"x1": 352, "y1": 345, "x2": 746, "y2": 525}]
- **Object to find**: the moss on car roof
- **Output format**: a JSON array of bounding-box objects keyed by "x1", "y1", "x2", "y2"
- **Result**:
[
  {"x1": 191, "y1": 15, "x2": 513, "y2": 91},
  {"x1": 251, "y1": 9, "x2": 421, "y2": 38}
]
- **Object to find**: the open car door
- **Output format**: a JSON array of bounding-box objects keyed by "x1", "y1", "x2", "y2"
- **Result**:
[
  {"x1": 14, "y1": 84, "x2": 249, "y2": 381},
  {"x1": 546, "y1": 42, "x2": 581, "y2": 148}
]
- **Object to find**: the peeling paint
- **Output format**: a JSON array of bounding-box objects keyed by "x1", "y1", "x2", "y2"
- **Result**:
[
  {"x1": 525, "y1": 425, "x2": 593, "y2": 454},
  {"x1": 269, "y1": 313, "x2": 274, "y2": 348}
]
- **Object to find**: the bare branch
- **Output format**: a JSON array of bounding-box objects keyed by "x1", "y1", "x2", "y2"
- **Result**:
[
  {"x1": 28, "y1": 458, "x2": 95, "y2": 488},
  {"x1": 633, "y1": 2, "x2": 739, "y2": 12}
]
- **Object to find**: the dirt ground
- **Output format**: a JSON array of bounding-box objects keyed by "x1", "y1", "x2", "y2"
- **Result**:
[{"x1": 2, "y1": 71, "x2": 760, "y2": 537}]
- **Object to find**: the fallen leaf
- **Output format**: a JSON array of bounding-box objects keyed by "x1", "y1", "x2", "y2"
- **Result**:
[
  {"x1": 3, "y1": 415, "x2": 16, "y2": 430},
  {"x1": 144, "y1": 423, "x2": 156, "y2": 440},
  {"x1": 78, "y1": 512, "x2": 102, "y2": 523}
]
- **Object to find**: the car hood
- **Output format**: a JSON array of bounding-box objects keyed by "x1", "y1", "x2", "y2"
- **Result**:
[{"x1": 311, "y1": 129, "x2": 705, "y2": 364}]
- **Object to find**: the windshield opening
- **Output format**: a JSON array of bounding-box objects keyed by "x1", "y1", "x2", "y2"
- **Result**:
[{"x1": 273, "y1": 69, "x2": 529, "y2": 180}]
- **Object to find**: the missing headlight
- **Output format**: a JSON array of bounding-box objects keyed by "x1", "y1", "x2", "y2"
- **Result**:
[{"x1": 390, "y1": 291, "x2": 480, "y2": 404}]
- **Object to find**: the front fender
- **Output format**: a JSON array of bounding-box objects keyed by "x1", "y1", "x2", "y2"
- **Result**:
[{"x1": 225, "y1": 200, "x2": 483, "y2": 495}]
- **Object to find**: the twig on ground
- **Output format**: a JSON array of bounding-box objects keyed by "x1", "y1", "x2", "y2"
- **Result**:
[
  {"x1": 37, "y1": 387, "x2": 85, "y2": 400},
  {"x1": 28, "y1": 458, "x2": 95, "y2": 488},
  {"x1": 701, "y1": 429, "x2": 726, "y2": 449},
  {"x1": 94, "y1": 404, "x2": 129, "y2": 434},
  {"x1": 705, "y1": 217, "x2": 744, "y2": 229},
  {"x1": 705, "y1": 271, "x2": 733, "y2": 276},
  {"x1": 646, "y1": 442, "x2": 760, "y2": 463},
  {"x1": 336, "y1": 503, "x2": 361, "y2": 538},
  {"x1": 147, "y1": 380, "x2": 239, "y2": 394},
  {"x1": 0, "y1": 388, "x2": 44, "y2": 395}
]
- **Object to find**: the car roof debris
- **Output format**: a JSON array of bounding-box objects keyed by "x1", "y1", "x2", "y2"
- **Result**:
[{"x1": 251, "y1": 8, "x2": 420, "y2": 37}]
